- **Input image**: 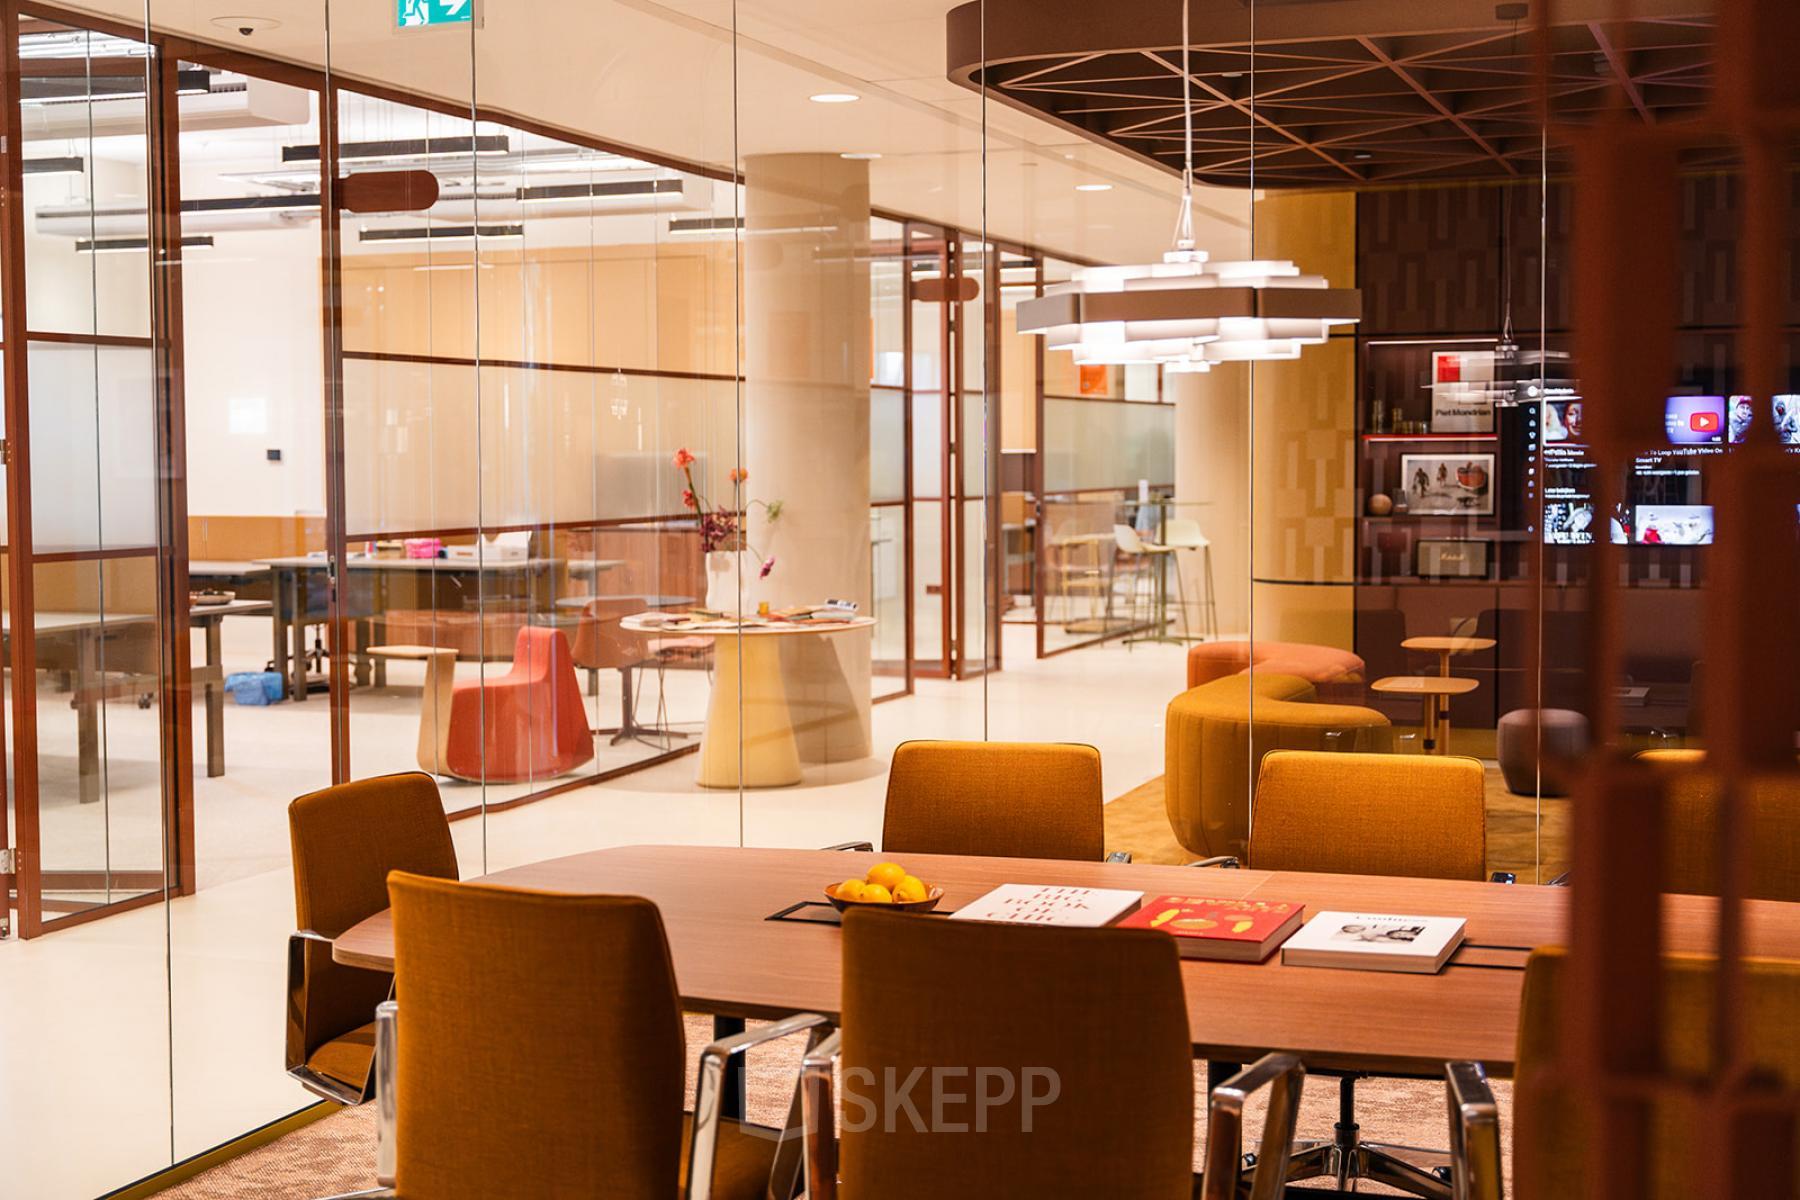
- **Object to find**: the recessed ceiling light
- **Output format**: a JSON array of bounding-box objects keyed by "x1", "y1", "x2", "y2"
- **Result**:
[
  {"x1": 1075, "y1": 183, "x2": 1112, "y2": 192},
  {"x1": 1353, "y1": 151, "x2": 1374, "y2": 161},
  {"x1": 810, "y1": 92, "x2": 860, "y2": 104},
  {"x1": 839, "y1": 152, "x2": 882, "y2": 160}
]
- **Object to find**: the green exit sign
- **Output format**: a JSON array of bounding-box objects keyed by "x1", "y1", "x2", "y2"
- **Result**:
[{"x1": 397, "y1": 0, "x2": 474, "y2": 28}]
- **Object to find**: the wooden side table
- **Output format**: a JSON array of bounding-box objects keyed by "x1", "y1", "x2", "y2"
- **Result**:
[
  {"x1": 367, "y1": 644, "x2": 458, "y2": 776},
  {"x1": 1371, "y1": 675, "x2": 1480, "y2": 755},
  {"x1": 1402, "y1": 635, "x2": 1497, "y2": 677}
]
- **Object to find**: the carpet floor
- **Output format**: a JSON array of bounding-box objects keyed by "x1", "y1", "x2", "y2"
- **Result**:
[{"x1": 158, "y1": 1014, "x2": 1510, "y2": 1197}]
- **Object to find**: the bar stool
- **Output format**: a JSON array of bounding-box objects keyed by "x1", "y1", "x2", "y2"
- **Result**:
[
  {"x1": 1113, "y1": 523, "x2": 1189, "y2": 644},
  {"x1": 1161, "y1": 517, "x2": 1218, "y2": 641}
]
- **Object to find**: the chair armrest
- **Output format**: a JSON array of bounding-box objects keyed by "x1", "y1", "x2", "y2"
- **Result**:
[
  {"x1": 800, "y1": 1029, "x2": 843, "y2": 1200},
  {"x1": 1105, "y1": 850, "x2": 1132, "y2": 864},
  {"x1": 1444, "y1": 1060, "x2": 1504, "y2": 1200},
  {"x1": 1546, "y1": 871, "x2": 1571, "y2": 887},
  {"x1": 820, "y1": 841, "x2": 874, "y2": 853},
  {"x1": 1200, "y1": 1053, "x2": 1306, "y2": 1200},
  {"x1": 688, "y1": 1013, "x2": 833, "y2": 1200},
  {"x1": 285, "y1": 930, "x2": 337, "y2": 1077},
  {"x1": 1488, "y1": 872, "x2": 1516, "y2": 885},
  {"x1": 373, "y1": 1001, "x2": 398, "y2": 1187},
  {"x1": 1187, "y1": 856, "x2": 1240, "y2": 869}
]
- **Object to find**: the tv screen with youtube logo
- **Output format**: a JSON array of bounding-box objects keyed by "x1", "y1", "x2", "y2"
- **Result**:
[{"x1": 1664, "y1": 395, "x2": 1726, "y2": 446}]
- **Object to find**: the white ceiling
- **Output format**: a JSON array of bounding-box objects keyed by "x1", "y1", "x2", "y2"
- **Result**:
[{"x1": 58, "y1": 0, "x2": 1255, "y2": 264}]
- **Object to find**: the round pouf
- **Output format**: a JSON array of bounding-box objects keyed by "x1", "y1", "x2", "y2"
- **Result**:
[{"x1": 1496, "y1": 708, "x2": 1589, "y2": 796}]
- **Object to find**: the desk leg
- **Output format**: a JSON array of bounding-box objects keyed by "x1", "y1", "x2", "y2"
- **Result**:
[
  {"x1": 271, "y1": 570, "x2": 290, "y2": 698},
  {"x1": 205, "y1": 618, "x2": 224, "y2": 777},
  {"x1": 76, "y1": 631, "x2": 100, "y2": 805},
  {"x1": 711, "y1": 1015, "x2": 747, "y2": 1120},
  {"x1": 698, "y1": 637, "x2": 801, "y2": 788},
  {"x1": 289, "y1": 571, "x2": 307, "y2": 703}
]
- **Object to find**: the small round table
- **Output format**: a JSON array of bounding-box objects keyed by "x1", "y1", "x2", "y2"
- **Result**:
[
  {"x1": 1371, "y1": 675, "x2": 1479, "y2": 755},
  {"x1": 621, "y1": 614, "x2": 875, "y2": 788},
  {"x1": 1401, "y1": 635, "x2": 1496, "y2": 677}
]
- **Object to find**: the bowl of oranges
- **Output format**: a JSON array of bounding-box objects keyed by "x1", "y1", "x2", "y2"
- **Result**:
[{"x1": 826, "y1": 861, "x2": 942, "y2": 913}]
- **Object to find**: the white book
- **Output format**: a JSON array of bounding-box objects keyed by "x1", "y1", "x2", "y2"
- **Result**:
[
  {"x1": 949, "y1": 884, "x2": 1143, "y2": 928},
  {"x1": 1280, "y1": 910, "x2": 1466, "y2": 974}
]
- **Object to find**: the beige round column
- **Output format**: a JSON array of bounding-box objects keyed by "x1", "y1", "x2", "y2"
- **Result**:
[
  {"x1": 742, "y1": 152, "x2": 873, "y2": 767},
  {"x1": 1170, "y1": 363, "x2": 1250, "y2": 640}
]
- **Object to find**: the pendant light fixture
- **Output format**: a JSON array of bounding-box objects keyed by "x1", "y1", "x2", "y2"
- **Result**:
[{"x1": 1018, "y1": 0, "x2": 1360, "y2": 372}]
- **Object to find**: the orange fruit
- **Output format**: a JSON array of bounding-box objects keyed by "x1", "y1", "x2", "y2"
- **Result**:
[
  {"x1": 865, "y1": 862, "x2": 907, "y2": 891},
  {"x1": 893, "y1": 875, "x2": 928, "y2": 903},
  {"x1": 835, "y1": 879, "x2": 867, "y2": 902},
  {"x1": 860, "y1": 883, "x2": 894, "y2": 904}
]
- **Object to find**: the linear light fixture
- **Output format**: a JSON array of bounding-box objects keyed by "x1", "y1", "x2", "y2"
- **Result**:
[
  {"x1": 24, "y1": 156, "x2": 84, "y2": 176},
  {"x1": 283, "y1": 135, "x2": 512, "y2": 164},
  {"x1": 77, "y1": 235, "x2": 214, "y2": 253},
  {"x1": 358, "y1": 223, "x2": 525, "y2": 243},
  {"x1": 1016, "y1": 0, "x2": 1359, "y2": 371},
  {"x1": 668, "y1": 216, "x2": 743, "y2": 237},
  {"x1": 517, "y1": 178, "x2": 685, "y2": 203}
]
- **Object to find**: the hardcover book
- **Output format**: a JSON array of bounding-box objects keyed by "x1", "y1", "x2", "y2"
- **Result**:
[
  {"x1": 948, "y1": 884, "x2": 1143, "y2": 928},
  {"x1": 1280, "y1": 911, "x2": 1466, "y2": 974},
  {"x1": 1115, "y1": 895, "x2": 1305, "y2": 962}
]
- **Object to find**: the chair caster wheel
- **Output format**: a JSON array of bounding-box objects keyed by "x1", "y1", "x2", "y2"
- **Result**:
[{"x1": 1433, "y1": 1166, "x2": 1453, "y2": 1182}]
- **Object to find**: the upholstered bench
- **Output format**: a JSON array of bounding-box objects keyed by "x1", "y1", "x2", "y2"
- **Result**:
[
  {"x1": 1186, "y1": 639, "x2": 1367, "y2": 704},
  {"x1": 1164, "y1": 672, "x2": 1392, "y2": 860}
]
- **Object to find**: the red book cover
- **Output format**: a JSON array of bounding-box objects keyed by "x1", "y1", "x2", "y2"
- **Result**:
[{"x1": 1115, "y1": 895, "x2": 1306, "y2": 962}]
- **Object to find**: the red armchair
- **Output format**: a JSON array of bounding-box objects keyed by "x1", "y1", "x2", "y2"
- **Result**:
[{"x1": 445, "y1": 626, "x2": 593, "y2": 783}]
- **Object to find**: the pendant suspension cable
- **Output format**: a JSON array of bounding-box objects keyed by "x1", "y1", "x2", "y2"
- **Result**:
[{"x1": 1170, "y1": 0, "x2": 1196, "y2": 255}]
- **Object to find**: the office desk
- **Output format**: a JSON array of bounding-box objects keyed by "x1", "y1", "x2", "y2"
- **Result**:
[
  {"x1": 256, "y1": 555, "x2": 558, "y2": 702},
  {"x1": 5, "y1": 600, "x2": 270, "y2": 802},
  {"x1": 336, "y1": 846, "x2": 1800, "y2": 1076}
]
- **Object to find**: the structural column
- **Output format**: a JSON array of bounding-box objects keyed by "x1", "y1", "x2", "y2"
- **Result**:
[
  {"x1": 743, "y1": 153, "x2": 873, "y2": 766},
  {"x1": 1170, "y1": 363, "x2": 1250, "y2": 640}
]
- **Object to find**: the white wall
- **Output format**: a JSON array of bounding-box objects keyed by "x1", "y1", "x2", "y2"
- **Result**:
[{"x1": 180, "y1": 226, "x2": 326, "y2": 517}]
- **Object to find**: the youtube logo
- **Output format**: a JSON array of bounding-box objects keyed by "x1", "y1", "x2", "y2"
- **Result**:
[{"x1": 1690, "y1": 411, "x2": 1720, "y2": 433}]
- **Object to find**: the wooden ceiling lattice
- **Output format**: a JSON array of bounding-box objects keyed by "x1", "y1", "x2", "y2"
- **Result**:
[{"x1": 948, "y1": 4, "x2": 1719, "y2": 187}]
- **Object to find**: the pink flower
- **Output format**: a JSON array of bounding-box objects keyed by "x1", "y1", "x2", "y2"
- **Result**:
[
  {"x1": 681, "y1": 488, "x2": 696, "y2": 510},
  {"x1": 729, "y1": 467, "x2": 749, "y2": 484},
  {"x1": 672, "y1": 448, "x2": 696, "y2": 469},
  {"x1": 759, "y1": 556, "x2": 776, "y2": 579}
]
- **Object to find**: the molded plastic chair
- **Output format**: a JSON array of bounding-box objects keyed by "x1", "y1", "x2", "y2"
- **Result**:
[
  {"x1": 444, "y1": 625, "x2": 592, "y2": 783},
  {"x1": 285, "y1": 773, "x2": 457, "y2": 1106},
  {"x1": 320, "y1": 872, "x2": 819, "y2": 1200}
]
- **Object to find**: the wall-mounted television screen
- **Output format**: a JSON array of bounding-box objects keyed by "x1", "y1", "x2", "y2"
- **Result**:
[
  {"x1": 1664, "y1": 395, "x2": 1725, "y2": 446},
  {"x1": 1632, "y1": 504, "x2": 1713, "y2": 545}
]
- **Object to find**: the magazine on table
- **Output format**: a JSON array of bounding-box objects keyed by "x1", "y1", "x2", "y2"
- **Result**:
[
  {"x1": 1115, "y1": 895, "x2": 1305, "y2": 962},
  {"x1": 1280, "y1": 911, "x2": 1466, "y2": 974},
  {"x1": 948, "y1": 884, "x2": 1143, "y2": 928}
]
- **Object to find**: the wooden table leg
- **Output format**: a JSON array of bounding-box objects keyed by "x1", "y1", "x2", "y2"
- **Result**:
[
  {"x1": 271, "y1": 567, "x2": 290, "y2": 697},
  {"x1": 204, "y1": 617, "x2": 224, "y2": 778},
  {"x1": 698, "y1": 636, "x2": 801, "y2": 788},
  {"x1": 419, "y1": 650, "x2": 454, "y2": 776},
  {"x1": 289, "y1": 569, "x2": 308, "y2": 703}
]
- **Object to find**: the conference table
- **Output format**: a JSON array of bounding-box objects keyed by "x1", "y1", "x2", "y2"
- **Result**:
[{"x1": 333, "y1": 844, "x2": 1800, "y2": 1079}]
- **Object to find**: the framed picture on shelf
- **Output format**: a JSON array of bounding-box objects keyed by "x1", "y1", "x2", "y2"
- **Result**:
[{"x1": 1398, "y1": 453, "x2": 1494, "y2": 516}]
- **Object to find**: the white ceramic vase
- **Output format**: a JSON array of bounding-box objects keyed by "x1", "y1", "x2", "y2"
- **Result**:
[{"x1": 704, "y1": 549, "x2": 749, "y2": 614}]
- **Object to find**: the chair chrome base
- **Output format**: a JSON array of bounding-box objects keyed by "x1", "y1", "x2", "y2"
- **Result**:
[{"x1": 1284, "y1": 1139, "x2": 1452, "y2": 1197}]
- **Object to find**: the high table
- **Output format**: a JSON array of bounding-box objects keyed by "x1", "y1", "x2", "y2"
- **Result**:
[
  {"x1": 334, "y1": 845, "x2": 1800, "y2": 1078},
  {"x1": 1372, "y1": 675, "x2": 1480, "y2": 755},
  {"x1": 1402, "y1": 635, "x2": 1497, "y2": 677},
  {"x1": 620, "y1": 615, "x2": 875, "y2": 789},
  {"x1": 4, "y1": 600, "x2": 271, "y2": 802}
]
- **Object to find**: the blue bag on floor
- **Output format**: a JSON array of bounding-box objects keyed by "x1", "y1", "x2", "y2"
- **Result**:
[{"x1": 226, "y1": 671, "x2": 284, "y2": 706}]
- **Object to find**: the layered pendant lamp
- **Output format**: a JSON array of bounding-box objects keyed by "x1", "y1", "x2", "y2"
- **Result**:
[{"x1": 1017, "y1": 0, "x2": 1360, "y2": 371}]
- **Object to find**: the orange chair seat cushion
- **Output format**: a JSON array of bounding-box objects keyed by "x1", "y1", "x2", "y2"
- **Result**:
[
  {"x1": 445, "y1": 626, "x2": 594, "y2": 782},
  {"x1": 304, "y1": 1022, "x2": 376, "y2": 1093},
  {"x1": 678, "y1": 1114, "x2": 781, "y2": 1197},
  {"x1": 1186, "y1": 639, "x2": 1365, "y2": 689}
]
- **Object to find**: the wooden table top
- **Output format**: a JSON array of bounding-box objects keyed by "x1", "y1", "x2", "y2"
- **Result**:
[
  {"x1": 620, "y1": 615, "x2": 876, "y2": 638},
  {"x1": 329, "y1": 845, "x2": 1800, "y2": 1076},
  {"x1": 1372, "y1": 675, "x2": 1481, "y2": 696},
  {"x1": 1402, "y1": 636, "x2": 1497, "y2": 654}
]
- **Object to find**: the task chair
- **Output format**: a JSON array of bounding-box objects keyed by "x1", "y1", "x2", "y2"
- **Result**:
[
  {"x1": 285, "y1": 773, "x2": 458, "y2": 1105},
  {"x1": 1197, "y1": 749, "x2": 1499, "y2": 1196},
  {"x1": 321, "y1": 873, "x2": 824, "y2": 1200},
  {"x1": 830, "y1": 739, "x2": 1127, "y2": 862},
  {"x1": 1445, "y1": 946, "x2": 1800, "y2": 1197},
  {"x1": 801, "y1": 908, "x2": 1212, "y2": 1199}
]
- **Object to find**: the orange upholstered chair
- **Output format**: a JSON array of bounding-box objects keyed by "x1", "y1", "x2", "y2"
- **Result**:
[
  {"x1": 880, "y1": 739, "x2": 1109, "y2": 862},
  {"x1": 444, "y1": 625, "x2": 592, "y2": 783},
  {"x1": 286, "y1": 773, "x2": 458, "y2": 1105},
  {"x1": 343, "y1": 873, "x2": 810, "y2": 1200}
]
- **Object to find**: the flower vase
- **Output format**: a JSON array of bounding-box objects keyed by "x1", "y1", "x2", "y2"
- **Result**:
[{"x1": 704, "y1": 549, "x2": 749, "y2": 615}]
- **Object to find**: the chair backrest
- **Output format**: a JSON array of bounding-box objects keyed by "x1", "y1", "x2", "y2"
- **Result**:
[
  {"x1": 387, "y1": 873, "x2": 687, "y2": 1199},
  {"x1": 838, "y1": 910, "x2": 1193, "y2": 1199},
  {"x1": 1636, "y1": 750, "x2": 1800, "y2": 902},
  {"x1": 882, "y1": 740, "x2": 1105, "y2": 862},
  {"x1": 1112, "y1": 522, "x2": 1144, "y2": 554},
  {"x1": 288, "y1": 773, "x2": 458, "y2": 1060},
  {"x1": 1513, "y1": 946, "x2": 1800, "y2": 1196},
  {"x1": 570, "y1": 596, "x2": 649, "y2": 671},
  {"x1": 1249, "y1": 749, "x2": 1486, "y2": 880},
  {"x1": 1162, "y1": 517, "x2": 1208, "y2": 548}
]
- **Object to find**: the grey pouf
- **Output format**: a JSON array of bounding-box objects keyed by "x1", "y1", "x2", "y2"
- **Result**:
[{"x1": 1497, "y1": 708, "x2": 1589, "y2": 796}]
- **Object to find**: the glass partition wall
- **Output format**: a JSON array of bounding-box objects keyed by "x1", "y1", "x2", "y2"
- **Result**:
[{"x1": 0, "y1": 0, "x2": 1670, "y2": 1194}]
